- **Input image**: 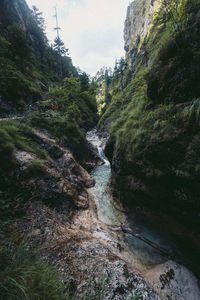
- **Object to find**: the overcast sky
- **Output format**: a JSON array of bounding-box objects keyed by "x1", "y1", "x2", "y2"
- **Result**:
[{"x1": 26, "y1": 0, "x2": 131, "y2": 75}]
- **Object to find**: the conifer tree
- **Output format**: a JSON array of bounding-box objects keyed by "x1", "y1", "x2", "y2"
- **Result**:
[{"x1": 53, "y1": 37, "x2": 68, "y2": 56}]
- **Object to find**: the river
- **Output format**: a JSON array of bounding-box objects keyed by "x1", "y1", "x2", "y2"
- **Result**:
[
  {"x1": 86, "y1": 128, "x2": 200, "y2": 300},
  {"x1": 87, "y1": 129, "x2": 169, "y2": 271}
]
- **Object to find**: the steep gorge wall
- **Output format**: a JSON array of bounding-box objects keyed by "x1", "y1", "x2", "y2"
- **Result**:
[
  {"x1": 103, "y1": 0, "x2": 200, "y2": 232},
  {"x1": 124, "y1": 0, "x2": 160, "y2": 69}
]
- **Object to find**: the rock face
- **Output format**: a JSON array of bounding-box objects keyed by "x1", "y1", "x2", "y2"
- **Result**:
[
  {"x1": 124, "y1": 0, "x2": 160, "y2": 69},
  {"x1": 102, "y1": 0, "x2": 200, "y2": 279},
  {"x1": 0, "y1": 0, "x2": 30, "y2": 30},
  {"x1": 105, "y1": 0, "x2": 200, "y2": 224},
  {"x1": 9, "y1": 130, "x2": 96, "y2": 212},
  {"x1": 144, "y1": 260, "x2": 200, "y2": 300},
  {"x1": 7, "y1": 129, "x2": 160, "y2": 299}
]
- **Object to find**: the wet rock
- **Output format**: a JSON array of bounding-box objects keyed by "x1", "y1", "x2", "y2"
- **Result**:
[{"x1": 144, "y1": 260, "x2": 200, "y2": 300}]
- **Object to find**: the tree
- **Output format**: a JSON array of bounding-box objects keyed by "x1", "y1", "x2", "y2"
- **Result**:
[
  {"x1": 79, "y1": 72, "x2": 90, "y2": 92},
  {"x1": 156, "y1": 0, "x2": 188, "y2": 32},
  {"x1": 52, "y1": 37, "x2": 69, "y2": 76},
  {"x1": 53, "y1": 37, "x2": 68, "y2": 56},
  {"x1": 31, "y1": 6, "x2": 46, "y2": 32},
  {"x1": 6, "y1": 23, "x2": 32, "y2": 68}
]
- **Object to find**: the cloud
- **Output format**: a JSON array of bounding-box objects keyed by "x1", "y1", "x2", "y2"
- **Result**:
[{"x1": 26, "y1": 0, "x2": 130, "y2": 75}]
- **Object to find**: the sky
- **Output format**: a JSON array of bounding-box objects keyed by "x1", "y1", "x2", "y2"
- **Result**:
[{"x1": 26, "y1": 0, "x2": 131, "y2": 75}]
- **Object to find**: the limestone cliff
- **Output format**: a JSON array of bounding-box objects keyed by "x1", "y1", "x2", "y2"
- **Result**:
[
  {"x1": 0, "y1": 0, "x2": 29, "y2": 30},
  {"x1": 124, "y1": 0, "x2": 160, "y2": 69}
]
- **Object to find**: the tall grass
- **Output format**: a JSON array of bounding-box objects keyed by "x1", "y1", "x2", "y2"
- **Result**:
[
  {"x1": 0, "y1": 120, "x2": 48, "y2": 173},
  {"x1": 0, "y1": 241, "x2": 67, "y2": 300},
  {"x1": 182, "y1": 98, "x2": 200, "y2": 122}
]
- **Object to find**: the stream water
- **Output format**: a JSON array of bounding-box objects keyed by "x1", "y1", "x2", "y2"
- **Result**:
[
  {"x1": 87, "y1": 129, "x2": 169, "y2": 272},
  {"x1": 86, "y1": 129, "x2": 200, "y2": 299},
  {"x1": 87, "y1": 129, "x2": 200, "y2": 278}
]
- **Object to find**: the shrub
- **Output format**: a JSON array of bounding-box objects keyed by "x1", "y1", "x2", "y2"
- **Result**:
[
  {"x1": 29, "y1": 112, "x2": 85, "y2": 147},
  {"x1": 0, "y1": 120, "x2": 48, "y2": 174}
]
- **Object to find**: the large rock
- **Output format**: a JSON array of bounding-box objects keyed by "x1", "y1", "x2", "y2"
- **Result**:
[{"x1": 13, "y1": 130, "x2": 95, "y2": 211}]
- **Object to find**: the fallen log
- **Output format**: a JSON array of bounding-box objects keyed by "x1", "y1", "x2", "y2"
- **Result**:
[
  {"x1": 110, "y1": 225, "x2": 174, "y2": 258},
  {"x1": 121, "y1": 226, "x2": 174, "y2": 258},
  {"x1": 110, "y1": 225, "x2": 200, "y2": 277}
]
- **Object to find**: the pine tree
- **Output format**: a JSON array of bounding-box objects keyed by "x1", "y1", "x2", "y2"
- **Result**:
[{"x1": 53, "y1": 37, "x2": 68, "y2": 56}]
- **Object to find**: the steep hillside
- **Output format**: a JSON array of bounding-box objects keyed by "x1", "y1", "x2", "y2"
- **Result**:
[
  {"x1": 100, "y1": 0, "x2": 200, "y2": 231},
  {"x1": 0, "y1": 0, "x2": 77, "y2": 115}
]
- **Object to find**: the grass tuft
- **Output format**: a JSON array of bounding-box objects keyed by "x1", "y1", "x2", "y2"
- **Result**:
[{"x1": 0, "y1": 241, "x2": 67, "y2": 300}]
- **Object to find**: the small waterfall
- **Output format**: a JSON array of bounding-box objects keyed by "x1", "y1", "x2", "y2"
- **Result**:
[
  {"x1": 86, "y1": 130, "x2": 186, "y2": 270},
  {"x1": 97, "y1": 146, "x2": 110, "y2": 166}
]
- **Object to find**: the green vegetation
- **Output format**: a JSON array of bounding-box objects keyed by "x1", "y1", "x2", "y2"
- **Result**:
[
  {"x1": 0, "y1": 191, "x2": 27, "y2": 230},
  {"x1": 0, "y1": 120, "x2": 48, "y2": 173},
  {"x1": 0, "y1": 241, "x2": 68, "y2": 300},
  {"x1": 0, "y1": 119, "x2": 49, "y2": 230},
  {"x1": 0, "y1": 1, "x2": 77, "y2": 114},
  {"x1": 99, "y1": 0, "x2": 200, "y2": 227},
  {"x1": 28, "y1": 74, "x2": 97, "y2": 148},
  {"x1": 101, "y1": 0, "x2": 200, "y2": 159},
  {"x1": 94, "y1": 67, "x2": 112, "y2": 114}
]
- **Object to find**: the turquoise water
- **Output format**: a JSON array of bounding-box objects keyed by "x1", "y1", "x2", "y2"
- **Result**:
[
  {"x1": 90, "y1": 147, "x2": 125, "y2": 226},
  {"x1": 87, "y1": 130, "x2": 168, "y2": 270}
]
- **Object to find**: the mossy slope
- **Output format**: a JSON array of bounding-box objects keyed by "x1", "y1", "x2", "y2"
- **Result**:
[{"x1": 100, "y1": 0, "x2": 200, "y2": 228}]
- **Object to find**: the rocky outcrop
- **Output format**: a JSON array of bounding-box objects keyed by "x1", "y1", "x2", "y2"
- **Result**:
[
  {"x1": 5, "y1": 128, "x2": 160, "y2": 299},
  {"x1": 124, "y1": 0, "x2": 160, "y2": 69},
  {"x1": 12, "y1": 128, "x2": 200, "y2": 299},
  {"x1": 14, "y1": 199, "x2": 160, "y2": 300},
  {"x1": 0, "y1": 0, "x2": 30, "y2": 31},
  {"x1": 6, "y1": 129, "x2": 97, "y2": 213},
  {"x1": 144, "y1": 260, "x2": 200, "y2": 300}
]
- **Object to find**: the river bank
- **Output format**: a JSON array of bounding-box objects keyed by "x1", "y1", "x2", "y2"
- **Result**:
[
  {"x1": 86, "y1": 128, "x2": 200, "y2": 300},
  {"x1": 2, "y1": 125, "x2": 199, "y2": 299}
]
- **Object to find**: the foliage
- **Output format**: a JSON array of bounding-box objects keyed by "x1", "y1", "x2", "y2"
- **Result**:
[
  {"x1": 0, "y1": 120, "x2": 48, "y2": 173},
  {"x1": 94, "y1": 67, "x2": 113, "y2": 115},
  {"x1": 53, "y1": 37, "x2": 68, "y2": 56},
  {"x1": 100, "y1": 0, "x2": 200, "y2": 227},
  {"x1": 0, "y1": 191, "x2": 26, "y2": 230},
  {"x1": 155, "y1": 0, "x2": 189, "y2": 33},
  {"x1": 0, "y1": 56, "x2": 42, "y2": 106},
  {"x1": 100, "y1": 0, "x2": 200, "y2": 136},
  {"x1": 6, "y1": 23, "x2": 32, "y2": 65},
  {"x1": 0, "y1": 119, "x2": 49, "y2": 229},
  {"x1": 36, "y1": 74, "x2": 98, "y2": 131},
  {"x1": 29, "y1": 112, "x2": 85, "y2": 148},
  {"x1": 146, "y1": 3, "x2": 200, "y2": 105},
  {"x1": 0, "y1": 2, "x2": 77, "y2": 113},
  {"x1": 31, "y1": 5, "x2": 46, "y2": 32},
  {"x1": 0, "y1": 241, "x2": 67, "y2": 300},
  {"x1": 182, "y1": 98, "x2": 200, "y2": 122}
]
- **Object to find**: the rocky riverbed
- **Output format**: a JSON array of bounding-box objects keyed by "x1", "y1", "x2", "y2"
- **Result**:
[{"x1": 10, "y1": 128, "x2": 200, "y2": 299}]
